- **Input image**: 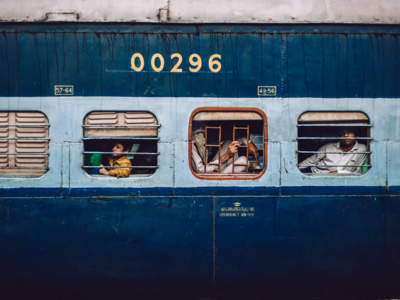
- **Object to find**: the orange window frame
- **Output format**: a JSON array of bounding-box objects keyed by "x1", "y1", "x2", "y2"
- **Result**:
[{"x1": 188, "y1": 107, "x2": 268, "y2": 180}]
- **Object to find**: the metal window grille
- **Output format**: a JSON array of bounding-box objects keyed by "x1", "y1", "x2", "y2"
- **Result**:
[
  {"x1": 204, "y1": 125, "x2": 222, "y2": 173},
  {"x1": 297, "y1": 112, "x2": 372, "y2": 175},
  {"x1": 82, "y1": 111, "x2": 159, "y2": 176},
  {"x1": 199, "y1": 117, "x2": 264, "y2": 176},
  {"x1": 0, "y1": 112, "x2": 50, "y2": 176},
  {"x1": 232, "y1": 125, "x2": 250, "y2": 173}
]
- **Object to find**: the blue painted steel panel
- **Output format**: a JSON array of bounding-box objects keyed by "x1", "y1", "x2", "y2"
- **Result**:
[
  {"x1": 1, "y1": 195, "x2": 399, "y2": 299},
  {"x1": 0, "y1": 197, "x2": 213, "y2": 298},
  {"x1": 215, "y1": 196, "x2": 400, "y2": 298},
  {"x1": 1, "y1": 24, "x2": 400, "y2": 98},
  {"x1": 3, "y1": 186, "x2": 400, "y2": 198}
]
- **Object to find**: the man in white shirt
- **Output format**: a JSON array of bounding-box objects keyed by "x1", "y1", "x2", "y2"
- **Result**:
[
  {"x1": 191, "y1": 123, "x2": 259, "y2": 174},
  {"x1": 299, "y1": 128, "x2": 367, "y2": 174}
]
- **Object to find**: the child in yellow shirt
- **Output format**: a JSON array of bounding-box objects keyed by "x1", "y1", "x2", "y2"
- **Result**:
[{"x1": 95, "y1": 141, "x2": 132, "y2": 178}]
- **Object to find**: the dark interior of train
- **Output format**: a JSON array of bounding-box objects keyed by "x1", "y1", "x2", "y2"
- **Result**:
[
  {"x1": 297, "y1": 123, "x2": 371, "y2": 174},
  {"x1": 83, "y1": 139, "x2": 158, "y2": 176}
]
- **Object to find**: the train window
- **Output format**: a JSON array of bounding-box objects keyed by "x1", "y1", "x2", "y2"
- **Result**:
[
  {"x1": 82, "y1": 111, "x2": 159, "y2": 178},
  {"x1": 0, "y1": 112, "x2": 49, "y2": 177},
  {"x1": 189, "y1": 108, "x2": 267, "y2": 180},
  {"x1": 297, "y1": 112, "x2": 372, "y2": 175}
]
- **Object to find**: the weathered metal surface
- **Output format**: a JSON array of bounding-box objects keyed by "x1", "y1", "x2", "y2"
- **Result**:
[
  {"x1": 0, "y1": 196, "x2": 214, "y2": 299},
  {"x1": 0, "y1": 23, "x2": 400, "y2": 299},
  {"x1": 1, "y1": 0, "x2": 400, "y2": 24},
  {"x1": 1, "y1": 24, "x2": 400, "y2": 98},
  {"x1": 0, "y1": 195, "x2": 399, "y2": 299}
]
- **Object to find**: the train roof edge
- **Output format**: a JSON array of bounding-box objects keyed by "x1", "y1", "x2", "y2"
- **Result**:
[{"x1": 1, "y1": 0, "x2": 400, "y2": 25}]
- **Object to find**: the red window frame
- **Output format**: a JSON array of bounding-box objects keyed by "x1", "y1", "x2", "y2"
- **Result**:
[{"x1": 188, "y1": 107, "x2": 268, "y2": 180}]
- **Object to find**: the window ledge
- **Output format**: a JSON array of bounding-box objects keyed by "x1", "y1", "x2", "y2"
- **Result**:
[
  {"x1": 301, "y1": 173, "x2": 364, "y2": 177},
  {"x1": 88, "y1": 174, "x2": 152, "y2": 178}
]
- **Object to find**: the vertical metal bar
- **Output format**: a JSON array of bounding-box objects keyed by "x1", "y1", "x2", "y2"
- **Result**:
[
  {"x1": 9, "y1": 112, "x2": 16, "y2": 168},
  {"x1": 205, "y1": 126, "x2": 208, "y2": 173},
  {"x1": 218, "y1": 125, "x2": 221, "y2": 173},
  {"x1": 232, "y1": 125, "x2": 236, "y2": 173},
  {"x1": 264, "y1": 120, "x2": 267, "y2": 173},
  {"x1": 246, "y1": 125, "x2": 249, "y2": 172}
]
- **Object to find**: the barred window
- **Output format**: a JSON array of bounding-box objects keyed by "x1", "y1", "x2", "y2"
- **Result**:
[
  {"x1": 82, "y1": 111, "x2": 159, "y2": 177},
  {"x1": 0, "y1": 112, "x2": 49, "y2": 177},
  {"x1": 297, "y1": 112, "x2": 371, "y2": 175},
  {"x1": 189, "y1": 108, "x2": 267, "y2": 180}
]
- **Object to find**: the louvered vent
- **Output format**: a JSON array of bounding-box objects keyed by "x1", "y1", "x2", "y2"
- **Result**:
[
  {"x1": 84, "y1": 112, "x2": 157, "y2": 137},
  {"x1": 0, "y1": 113, "x2": 9, "y2": 169},
  {"x1": 124, "y1": 112, "x2": 157, "y2": 125},
  {"x1": 0, "y1": 112, "x2": 49, "y2": 176}
]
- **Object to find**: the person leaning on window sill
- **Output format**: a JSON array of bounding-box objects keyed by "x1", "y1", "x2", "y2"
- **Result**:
[{"x1": 299, "y1": 128, "x2": 367, "y2": 174}]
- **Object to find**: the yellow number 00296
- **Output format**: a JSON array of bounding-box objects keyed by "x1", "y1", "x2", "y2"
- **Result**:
[{"x1": 130, "y1": 53, "x2": 221, "y2": 73}]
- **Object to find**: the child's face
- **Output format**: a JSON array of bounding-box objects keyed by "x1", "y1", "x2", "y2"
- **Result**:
[{"x1": 112, "y1": 143, "x2": 127, "y2": 157}]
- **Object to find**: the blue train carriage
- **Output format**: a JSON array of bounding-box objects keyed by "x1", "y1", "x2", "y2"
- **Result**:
[{"x1": 1, "y1": 0, "x2": 400, "y2": 298}]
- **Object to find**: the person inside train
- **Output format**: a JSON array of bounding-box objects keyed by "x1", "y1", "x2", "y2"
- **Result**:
[
  {"x1": 298, "y1": 128, "x2": 367, "y2": 174},
  {"x1": 89, "y1": 140, "x2": 132, "y2": 178},
  {"x1": 84, "y1": 140, "x2": 104, "y2": 174},
  {"x1": 191, "y1": 122, "x2": 259, "y2": 174}
]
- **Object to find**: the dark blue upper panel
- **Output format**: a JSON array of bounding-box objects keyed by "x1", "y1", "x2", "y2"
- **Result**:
[{"x1": 1, "y1": 23, "x2": 400, "y2": 98}]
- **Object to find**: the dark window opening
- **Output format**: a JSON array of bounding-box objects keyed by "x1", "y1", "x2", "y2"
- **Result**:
[{"x1": 82, "y1": 111, "x2": 159, "y2": 178}]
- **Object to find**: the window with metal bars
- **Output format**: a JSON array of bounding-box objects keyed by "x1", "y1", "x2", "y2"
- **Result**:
[
  {"x1": 297, "y1": 112, "x2": 371, "y2": 175},
  {"x1": 82, "y1": 111, "x2": 159, "y2": 177},
  {"x1": 189, "y1": 108, "x2": 267, "y2": 180},
  {"x1": 0, "y1": 111, "x2": 49, "y2": 177}
]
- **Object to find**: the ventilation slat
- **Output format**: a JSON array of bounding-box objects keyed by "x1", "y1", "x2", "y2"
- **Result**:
[
  {"x1": 84, "y1": 111, "x2": 158, "y2": 137},
  {"x1": 298, "y1": 112, "x2": 369, "y2": 122},
  {"x1": 124, "y1": 112, "x2": 157, "y2": 125},
  {"x1": 0, "y1": 112, "x2": 10, "y2": 169},
  {"x1": 125, "y1": 119, "x2": 156, "y2": 124},
  {"x1": 16, "y1": 128, "x2": 46, "y2": 133},
  {"x1": 1, "y1": 111, "x2": 49, "y2": 176},
  {"x1": 88, "y1": 112, "x2": 118, "y2": 116},
  {"x1": 16, "y1": 142, "x2": 46, "y2": 149},
  {"x1": 15, "y1": 164, "x2": 46, "y2": 168},
  {"x1": 193, "y1": 112, "x2": 263, "y2": 121},
  {"x1": 16, "y1": 132, "x2": 46, "y2": 138},
  {"x1": 16, "y1": 157, "x2": 46, "y2": 163},
  {"x1": 88, "y1": 113, "x2": 118, "y2": 120},
  {"x1": 87, "y1": 119, "x2": 119, "y2": 125},
  {"x1": 16, "y1": 148, "x2": 46, "y2": 153},
  {"x1": 16, "y1": 112, "x2": 46, "y2": 118},
  {"x1": 16, "y1": 117, "x2": 47, "y2": 124}
]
